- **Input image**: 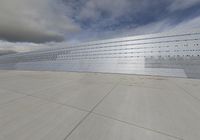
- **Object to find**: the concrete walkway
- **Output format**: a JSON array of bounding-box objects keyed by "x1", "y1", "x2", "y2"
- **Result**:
[{"x1": 0, "y1": 70, "x2": 200, "y2": 140}]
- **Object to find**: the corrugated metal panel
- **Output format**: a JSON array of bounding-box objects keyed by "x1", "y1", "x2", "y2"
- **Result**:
[{"x1": 1, "y1": 30, "x2": 200, "y2": 79}]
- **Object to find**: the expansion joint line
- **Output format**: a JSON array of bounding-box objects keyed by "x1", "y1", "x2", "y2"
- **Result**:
[
  {"x1": 63, "y1": 80, "x2": 121, "y2": 140},
  {"x1": 173, "y1": 80, "x2": 200, "y2": 103}
]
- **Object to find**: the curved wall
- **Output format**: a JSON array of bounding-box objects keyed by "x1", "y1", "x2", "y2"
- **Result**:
[{"x1": 1, "y1": 30, "x2": 200, "y2": 78}]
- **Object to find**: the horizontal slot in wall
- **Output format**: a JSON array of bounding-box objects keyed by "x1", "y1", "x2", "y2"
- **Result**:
[{"x1": 0, "y1": 30, "x2": 200, "y2": 79}]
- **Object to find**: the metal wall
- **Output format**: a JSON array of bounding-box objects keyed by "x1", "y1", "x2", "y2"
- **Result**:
[{"x1": 1, "y1": 30, "x2": 200, "y2": 79}]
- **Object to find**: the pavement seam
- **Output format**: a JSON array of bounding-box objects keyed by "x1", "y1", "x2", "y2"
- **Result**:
[
  {"x1": 1, "y1": 79, "x2": 183, "y2": 140},
  {"x1": 26, "y1": 94, "x2": 90, "y2": 113},
  {"x1": 0, "y1": 95, "x2": 28, "y2": 107},
  {"x1": 172, "y1": 81, "x2": 200, "y2": 103},
  {"x1": 0, "y1": 86, "x2": 90, "y2": 112},
  {"x1": 120, "y1": 83, "x2": 171, "y2": 90},
  {"x1": 0, "y1": 80, "x2": 71, "y2": 96},
  {"x1": 0, "y1": 87, "x2": 27, "y2": 96},
  {"x1": 92, "y1": 112, "x2": 184, "y2": 140},
  {"x1": 26, "y1": 81, "x2": 72, "y2": 95},
  {"x1": 63, "y1": 80, "x2": 121, "y2": 140}
]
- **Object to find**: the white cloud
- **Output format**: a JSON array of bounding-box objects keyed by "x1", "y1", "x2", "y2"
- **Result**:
[
  {"x1": 1, "y1": 14, "x2": 200, "y2": 55},
  {"x1": 120, "y1": 15, "x2": 200, "y2": 37},
  {"x1": 78, "y1": 0, "x2": 137, "y2": 20},
  {"x1": 0, "y1": 0, "x2": 200, "y2": 51},
  {"x1": 0, "y1": 40, "x2": 52, "y2": 53},
  {"x1": 0, "y1": 0, "x2": 80, "y2": 43},
  {"x1": 79, "y1": 14, "x2": 200, "y2": 41},
  {"x1": 170, "y1": 15, "x2": 200, "y2": 30},
  {"x1": 169, "y1": 0, "x2": 200, "y2": 11}
]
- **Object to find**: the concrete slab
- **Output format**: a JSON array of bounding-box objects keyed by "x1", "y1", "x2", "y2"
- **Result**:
[
  {"x1": 0, "y1": 71, "x2": 84, "y2": 95},
  {"x1": 94, "y1": 85, "x2": 200, "y2": 140},
  {"x1": 0, "y1": 89, "x2": 25, "y2": 105},
  {"x1": 0, "y1": 96, "x2": 87, "y2": 140},
  {"x1": 171, "y1": 78, "x2": 200, "y2": 101},
  {"x1": 29, "y1": 82, "x2": 115, "y2": 111},
  {"x1": 0, "y1": 70, "x2": 200, "y2": 140},
  {"x1": 119, "y1": 75, "x2": 179, "y2": 90},
  {"x1": 67, "y1": 114, "x2": 178, "y2": 140}
]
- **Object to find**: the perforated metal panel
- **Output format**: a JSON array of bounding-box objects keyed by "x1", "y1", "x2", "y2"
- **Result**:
[{"x1": 1, "y1": 30, "x2": 200, "y2": 78}]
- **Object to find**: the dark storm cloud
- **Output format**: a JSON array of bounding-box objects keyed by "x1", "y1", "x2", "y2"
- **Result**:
[
  {"x1": 1, "y1": 0, "x2": 200, "y2": 50},
  {"x1": 0, "y1": 0, "x2": 80, "y2": 43},
  {"x1": 0, "y1": 27, "x2": 64, "y2": 43},
  {"x1": 0, "y1": 50, "x2": 17, "y2": 56}
]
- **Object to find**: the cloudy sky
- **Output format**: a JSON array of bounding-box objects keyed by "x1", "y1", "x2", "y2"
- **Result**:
[{"x1": 0, "y1": 0, "x2": 200, "y2": 53}]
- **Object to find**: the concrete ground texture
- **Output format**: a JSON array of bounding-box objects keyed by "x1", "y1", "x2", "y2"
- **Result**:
[{"x1": 0, "y1": 70, "x2": 200, "y2": 140}]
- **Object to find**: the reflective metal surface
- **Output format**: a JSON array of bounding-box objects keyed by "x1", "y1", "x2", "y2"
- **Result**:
[{"x1": 1, "y1": 30, "x2": 200, "y2": 79}]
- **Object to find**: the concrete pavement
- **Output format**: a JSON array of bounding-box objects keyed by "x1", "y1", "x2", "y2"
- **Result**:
[{"x1": 0, "y1": 70, "x2": 200, "y2": 140}]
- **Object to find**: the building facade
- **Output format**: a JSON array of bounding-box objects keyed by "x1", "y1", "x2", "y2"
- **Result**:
[{"x1": 0, "y1": 30, "x2": 200, "y2": 79}]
